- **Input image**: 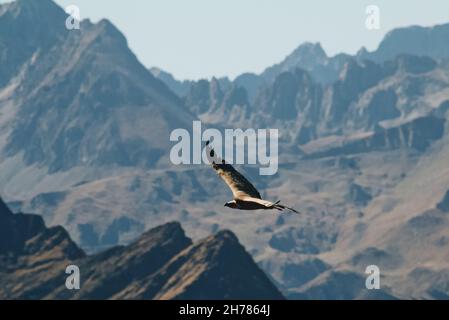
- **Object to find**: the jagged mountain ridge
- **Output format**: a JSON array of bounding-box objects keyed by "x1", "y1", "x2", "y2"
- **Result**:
[
  {"x1": 154, "y1": 23, "x2": 449, "y2": 142},
  {"x1": 177, "y1": 54, "x2": 449, "y2": 147},
  {"x1": 358, "y1": 23, "x2": 449, "y2": 63},
  {"x1": 154, "y1": 22, "x2": 449, "y2": 102},
  {"x1": 0, "y1": 0, "x2": 196, "y2": 200},
  {"x1": 0, "y1": 198, "x2": 284, "y2": 300}
]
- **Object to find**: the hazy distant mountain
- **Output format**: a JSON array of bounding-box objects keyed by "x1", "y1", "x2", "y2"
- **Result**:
[
  {"x1": 358, "y1": 23, "x2": 449, "y2": 63},
  {"x1": 184, "y1": 78, "x2": 250, "y2": 125},
  {"x1": 0, "y1": 198, "x2": 284, "y2": 300},
  {"x1": 0, "y1": 0, "x2": 195, "y2": 199},
  {"x1": 150, "y1": 67, "x2": 232, "y2": 98},
  {"x1": 155, "y1": 23, "x2": 449, "y2": 106},
  {"x1": 149, "y1": 68, "x2": 248, "y2": 124},
  {"x1": 154, "y1": 43, "x2": 349, "y2": 104},
  {"x1": 302, "y1": 115, "x2": 445, "y2": 159},
  {"x1": 258, "y1": 23, "x2": 449, "y2": 93},
  {"x1": 261, "y1": 23, "x2": 449, "y2": 86},
  {"x1": 151, "y1": 23, "x2": 449, "y2": 145},
  {"x1": 261, "y1": 42, "x2": 351, "y2": 86},
  {"x1": 256, "y1": 54, "x2": 449, "y2": 146},
  {"x1": 149, "y1": 67, "x2": 193, "y2": 97}
]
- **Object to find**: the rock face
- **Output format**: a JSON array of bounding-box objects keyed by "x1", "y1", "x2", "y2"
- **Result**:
[
  {"x1": 160, "y1": 22, "x2": 449, "y2": 107},
  {"x1": 0, "y1": 0, "x2": 66, "y2": 87},
  {"x1": 304, "y1": 116, "x2": 446, "y2": 158},
  {"x1": 359, "y1": 23, "x2": 449, "y2": 63},
  {"x1": 179, "y1": 53, "x2": 449, "y2": 147},
  {"x1": 128, "y1": 230, "x2": 284, "y2": 300},
  {"x1": 0, "y1": 199, "x2": 284, "y2": 300},
  {"x1": 261, "y1": 42, "x2": 347, "y2": 86},
  {"x1": 149, "y1": 67, "x2": 193, "y2": 97},
  {"x1": 182, "y1": 78, "x2": 250, "y2": 125},
  {"x1": 185, "y1": 78, "x2": 224, "y2": 114},
  {"x1": 0, "y1": 0, "x2": 194, "y2": 187}
]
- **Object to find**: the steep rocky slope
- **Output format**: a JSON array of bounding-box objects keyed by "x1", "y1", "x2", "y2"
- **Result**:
[
  {"x1": 0, "y1": 0, "x2": 194, "y2": 199},
  {"x1": 0, "y1": 199, "x2": 284, "y2": 300}
]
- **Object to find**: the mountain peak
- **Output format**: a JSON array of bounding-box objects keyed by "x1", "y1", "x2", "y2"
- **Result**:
[
  {"x1": 361, "y1": 22, "x2": 449, "y2": 62},
  {"x1": 153, "y1": 228, "x2": 285, "y2": 300},
  {"x1": 96, "y1": 18, "x2": 124, "y2": 36},
  {"x1": 1, "y1": 0, "x2": 194, "y2": 172},
  {"x1": 0, "y1": 209, "x2": 47, "y2": 255},
  {"x1": 356, "y1": 46, "x2": 369, "y2": 58},
  {"x1": 82, "y1": 18, "x2": 128, "y2": 47},
  {"x1": 292, "y1": 42, "x2": 327, "y2": 58},
  {"x1": 0, "y1": 216, "x2": 283, "y2": 299},
  {"x1": 261, "y1": 41, "x2": 329, "y2": 83},
  {"x1": 130, "y1": 221, "x2": 191, "y2": 251},
  {"x1": 284, "y1": 42, "x2": 328, "y2": 67},
  {"x1": 211, "y1": 229, "x2": 240, "y2": 245},
  {"x1": 0, "y1": 0, "x2": 67, "y2": 88},
  {"x1": 136, "y1": 221, "x2": 185, "y2": 240}
]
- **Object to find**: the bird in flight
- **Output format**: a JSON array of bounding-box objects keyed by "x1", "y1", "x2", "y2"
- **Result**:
[{"x1": 205, "y1": 141, "x2": 299, "y2": 214}]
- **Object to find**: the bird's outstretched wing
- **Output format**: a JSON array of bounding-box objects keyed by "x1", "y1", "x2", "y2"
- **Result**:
[{"x1": 206, "y1": 141, "x2": 261, "y2": 200}]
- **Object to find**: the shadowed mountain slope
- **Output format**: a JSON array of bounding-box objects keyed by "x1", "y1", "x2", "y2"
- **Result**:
[{"x1": 0, "y1": 198, "x2": 284, "y2": 300}]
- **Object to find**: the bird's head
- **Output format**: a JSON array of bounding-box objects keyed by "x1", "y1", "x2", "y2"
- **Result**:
[{"x1": 224, "y1": 200, "x2": 237, "y2": 209}]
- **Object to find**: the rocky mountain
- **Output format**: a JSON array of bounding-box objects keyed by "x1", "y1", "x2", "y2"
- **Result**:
[
  {"x1": 161, "y1": 49, "x2": 449, "y2": 147},
  {"x1": 358, "y1": 23, "x2": 449, "y2": 63},
  {"x1": 0, "y1": 0, "x2": 195, "y2": 199},
  {"x1": 150, "y1": 66, "x2": 232, "y2": 98},
  {"x1": 158, "y1": 23, "x2": 449, "y2": 109},
  {"x1": 262, "y1": 22, "x2": 449, "y2": 87},
  {"x1": 3, "y1": 0, "x2": 449, "y2": 300},
  {"x1": 302, "y1": 115, "x2": 446, "y2": 159},
  {"x1": 189, "y1": 54, "x2": 449, "y2": 146},
  {"x1": 260, "y1": 42, "x2": 351, "y2": 86},
  {"x1": 0, "y1": 198, "x2": 284, "y2": 300},
  {"x1": 185, "y1": 78, "x2": 251, "y2": 125},
  {"x1": 149, "y1": 67, "x2": 193, "y2": 97}
]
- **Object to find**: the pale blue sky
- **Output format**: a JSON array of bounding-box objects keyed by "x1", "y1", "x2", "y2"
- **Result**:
[{"x1": 3, "y1": 0, "x2": 449, "y2": 80}]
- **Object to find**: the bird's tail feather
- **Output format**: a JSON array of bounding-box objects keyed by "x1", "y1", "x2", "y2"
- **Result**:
[{"x1": 273, "y1": 201, "x2": 300, "y2": 214}]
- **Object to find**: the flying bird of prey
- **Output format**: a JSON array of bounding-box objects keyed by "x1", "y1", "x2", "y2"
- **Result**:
[{"x1": 205, "y1": 141, "x2": 299, "y2": 214}]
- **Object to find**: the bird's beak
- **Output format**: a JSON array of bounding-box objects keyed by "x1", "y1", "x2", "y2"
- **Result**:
[{"x1": 224, "y1": 203, "x2": 228, "y2": 207}]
